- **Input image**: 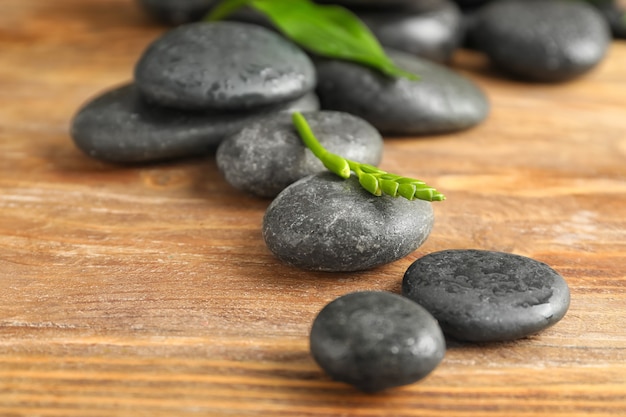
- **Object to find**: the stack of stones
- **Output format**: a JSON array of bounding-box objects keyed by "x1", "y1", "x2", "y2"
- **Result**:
[{"x1": 71, "y1": 21, "x2": 319, "y2": 163}]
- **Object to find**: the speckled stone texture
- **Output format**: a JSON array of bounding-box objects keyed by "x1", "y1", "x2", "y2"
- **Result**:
[
  {"x1": 358, "y1": 0, "x2": 463, "y2": 63},
  {"x1": 70, "y1": 84, "x2": 318, "y2": 163},
  {"x1": 217, "y1": 111, "x2": 383, "y2": 198},
  {"x1": 402, "y1": 249, "x2": 571, "y2": 342},
  {"x1": 470, "y1": 0, "x2": 610, "y2": 82},
  {"x1": 137, "y1": 0, "x2": 217, "y2": 25},
  {"x1": 315, "y1": 50, "x2": 488, "y2": 135},
  {"x1": 262, "y1": 173, "x2": 434, "y2": 271},
  {"x1": 135, "y1": 22, "x2": 316, "y2": 110},
  {"x1": 310, "y1": 291, "x2": 445, "y2": 392}
]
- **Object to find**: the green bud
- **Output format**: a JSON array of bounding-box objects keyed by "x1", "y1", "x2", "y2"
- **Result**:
[
  {"x1": 380, "y1": 179, "x2": 399, "y2": 196},
  {"x1": 398, "y1": 183, "x2": 416, "y2": 200},
  {"x1": 359, "y1": 173, "x2": 381, "y2": 196}
]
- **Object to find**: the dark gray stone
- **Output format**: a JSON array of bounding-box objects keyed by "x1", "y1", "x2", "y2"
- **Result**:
[
  {"x1": 137, "y1": 0, "x2": 217, "y2": 25},
  {"x1": 216, "y1": 111, "x2": 383, "y2": 198},
  {"x1": 316, "y1": 50, "x2": 489, "y2": 135},
  {"x1": 315, "y1": 0, "x2": 444, "y2": 10},
  {"x1": 135, "y1": 21, "x2": 316, "y2": 110},
  {"x1": 310, "y1": 291, "x2": 445, "y2": 392},
  {"x1": 471, "y1": 0, "x2": 610, "y2": 82},
  {"x1": 262, "y1": 172, "x2": 434, "y2": 271},
  {"x1": 402, "y1": 249, "x2": 571, "y2": 342},
  {"x1": 592, "y1": 0, "x2": 626, "y2": 39},
  {"x1": 358, "y1": 0, "x2": 463, "y2": 63},
  {"x1": 70, "y1": 84, "x2": 318, "y2": 164}
]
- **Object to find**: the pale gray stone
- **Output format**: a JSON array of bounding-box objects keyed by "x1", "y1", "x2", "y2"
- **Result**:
[{"x1": 217, "y1": 111, "x2": 383, "y2": 198}]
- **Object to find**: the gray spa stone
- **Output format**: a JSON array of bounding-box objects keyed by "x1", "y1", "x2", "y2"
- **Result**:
[
  {"x1": 262, "y1": 172, "x2": 434, "y2": 271},
  {"x1": 135, "y1": 21, "x2": 316, "y2": 110},
  {"x1": 216, "y1": 111, "x2": 383, "y2": 198},
  {"x1": 310, "y1": 291, "x2": 445, "y2": 392},
  {"x1": 137, "y1": 0, "x2": 217, "y2": 25},
  {"x1": 70, "y1": 84, "x2": 318, "y2": 163},
  {"x1": 471, "y1": 0, "x2": 610, "y2": 82},
  {"x1": 402, "y1": 249, "x2": 571, "y2": 342},
  {"x1": 358, "y1": 0, "x2": 463, "y2": 63},
  {"x1": 316, "y1": 50, "x2": 489, "y2": 135}
]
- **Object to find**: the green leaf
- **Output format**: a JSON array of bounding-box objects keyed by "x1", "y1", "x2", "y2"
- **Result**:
[{"x1": 247, "y1": 0, "x2": 418, "y2": 80}]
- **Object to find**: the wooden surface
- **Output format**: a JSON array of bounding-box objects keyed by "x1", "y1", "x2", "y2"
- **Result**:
[{"x1": 1, "y1": 1, "x2": 625, "y2": 416}]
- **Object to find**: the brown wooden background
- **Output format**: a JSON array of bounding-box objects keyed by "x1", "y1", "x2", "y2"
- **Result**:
[{"x1": 1, "y1": 1, "x2": 625, "y2": 415}]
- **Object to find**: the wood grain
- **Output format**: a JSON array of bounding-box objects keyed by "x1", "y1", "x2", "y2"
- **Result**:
[{"x1": 0, "y1": 1, "x2": 625, "y2": 416}]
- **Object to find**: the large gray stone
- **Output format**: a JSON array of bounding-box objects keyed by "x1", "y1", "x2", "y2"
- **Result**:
[
  {"x1": 216, "y1": 111, "x2": 383, "y2": 198},
  {"x1": 135, "y1": 21, "x2": 316, "y2": 110},
  {"x1": 310, "y1": 291, "x2": 445, "y2": 392},
  {"x1": 262, "y1": 172, "x2": 434, "y2": 271},
  {"x1": 402, "y1": 249, "x2": 571, "y2": 342},
  {"x1": 471, "y1": 0, "x2": 610, "y2": 82},
  {"x1": 316, "y1": 50, "x2": 489, "y2": 135},
  {"x1": 70, "y1": 84, "x2": 318, "y2": 163}
]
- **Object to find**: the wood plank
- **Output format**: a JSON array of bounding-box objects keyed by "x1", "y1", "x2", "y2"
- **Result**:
[{"x1": 0, "y1": 0, "x2": 625, "y2": 416}]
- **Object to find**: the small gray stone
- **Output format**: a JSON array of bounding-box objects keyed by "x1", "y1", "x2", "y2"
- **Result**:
[
  {"x1": 70, "y1": 84, "x2": 318, "y2": 163},
  {"x1": 216, "y1": 111, "x2": 383, "y2": 198},
  {"x1": 402, "y1": 249, "x2": 571, "y2": 342},
  {"x1": 262, "y1": 172, "x2": 434, "y2": 271},
  {"x1": 137, "y1": 0, "x2": 217, "y2": 25},
  {"x1": 358, "y1": 0, "x2": 463, "y2": 63},
  {"x1": 135, "y1": 21, "x2": 316, "y2": 110},
  {"x1": 471, "y1": 0, "x2": 610, "y2": 82},
  {"x1": 310, "y1": 291, "x2": 445, "y2": 392},
  {"x1": 316, "y1": 49, "x2": 489, "y2": 135}
]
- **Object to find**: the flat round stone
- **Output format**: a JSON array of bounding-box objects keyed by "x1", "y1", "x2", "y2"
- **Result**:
[
  {"x1": 70, "y1": 84, "x2": 318, "y2": 163},
  {"x1": 402, "y1": 249, "x2": 571, "y2": 342},
  {"x1": 310, "y1": 291, "x2": 445, "y2": 392},
  {"x1": 315, "y1": 50, "x2": 489, "y2": 135},
  {"x1": 137, "y1": 0, "x2": 217, "y2": 25},
  {"x1": 471, "y1": 0, "x2": 610, "y2": 82},
  {"x1": 358, "y1": 0, "x2": 462, "y2": 63},
  {"x1": 135, "y1": 21, "x2": 316, "y2": 110},
  {"x1": 216, "y1": 111, "x2": 383, "y2": 198},
  {"x1": 262, "y1": 172, "x2": 434, "y2": 271}
]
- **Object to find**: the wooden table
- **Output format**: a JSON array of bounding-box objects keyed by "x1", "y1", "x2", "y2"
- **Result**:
[{"x1": 1, "y1": 1, "x2": 625, "y2": 415}]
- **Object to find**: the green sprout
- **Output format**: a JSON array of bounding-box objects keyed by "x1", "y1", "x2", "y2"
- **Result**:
[{"x1": 292, "y1": 112, "x2": 445, "y2": 202}]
